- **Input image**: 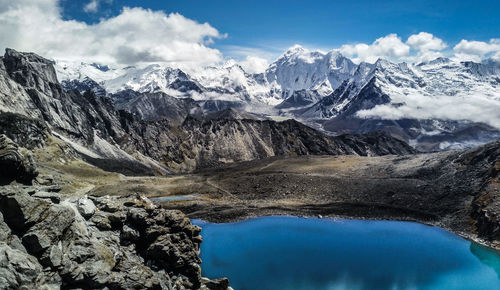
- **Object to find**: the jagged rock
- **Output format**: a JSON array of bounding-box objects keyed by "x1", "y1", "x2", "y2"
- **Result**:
[
  {"x1": 0, "y1": 244, "x2": 43, "y2": 289},
  {"x1": 22, "y1": 203, "x2": 75, "y2": 255},
  {"x1": 201, "y1": 277, "x2": 231, "y2": 290},
  {"x1": 31, "y1": 191, "x2": 60, "y2": 203},
  {"x1": 89, "y1": 211, "x2": 113, "y2": 231},
  {"x1": 0, "y1": 186, "x2": 230, "y2": 289},
  {"x1": 120, "y1": 225, "x2": 140, "y2": 244},
  {"x1": 468, "y1": 140, "x2": 500, "y2": 243},
  {"x1": 0, "y1": 212, "x2": 25, "y2": 252},
  {"x1": 0, "y1": 112, "x2": 48, "y2": 149},
  {"x1": 0, "y1": 135, "x2": 38, "y2": 185}
]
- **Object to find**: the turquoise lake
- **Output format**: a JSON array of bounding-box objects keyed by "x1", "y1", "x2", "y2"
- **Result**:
[{"x1": 192, "y1": 216, "x2": 500, "y2": 290}]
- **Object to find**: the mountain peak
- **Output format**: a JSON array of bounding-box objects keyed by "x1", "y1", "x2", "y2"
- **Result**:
[
  {"x1": 326, "y1": 50, "x2": 342, "y2": 58},
  {"x1": 284, "y1": 45, "x2": 306, "y2": 56},
  {"x1": 374, "y1": 58, "x2": 393, "y2": 70},
  {"x1": 417, "y1": 57, "x2": 452, "y2": 66}
]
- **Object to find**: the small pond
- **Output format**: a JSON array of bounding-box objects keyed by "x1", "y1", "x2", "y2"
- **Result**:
[{"x1": 151, "y1": 194, "x2": 200, "y2": 202}]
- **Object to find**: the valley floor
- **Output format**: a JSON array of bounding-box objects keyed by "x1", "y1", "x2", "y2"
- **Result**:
[{"x1": 36, "y1": 137, "x2": 500, "y2": 250}]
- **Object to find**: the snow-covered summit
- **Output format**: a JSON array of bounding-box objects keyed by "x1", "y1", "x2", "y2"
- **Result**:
[
  {"x1": 265, "y1": 46, "x2": 357, "y2": 99},
  {"x1": 54, "y1": 60, "x2": 122, "y2": 83}
]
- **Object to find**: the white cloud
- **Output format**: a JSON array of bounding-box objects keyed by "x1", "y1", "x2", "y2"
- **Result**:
[
  {"x1": 357, "y1": 93, "x2": 500, "y2": 129},
  {"x1": 84, "y1": 0, "x2": 98, "y2": 13},
  {"x1": 407, "y1": 32, "x2": 447, "y2": 52},
  {"x1": 0, "y1": 0, "x2": 225, "y2": 67},
  {"x1": 340, "y1": 34, "x2": 410, "y2": 63},
  {"x1": 0, "y1": 1, "x2": 497, "y2": 73},
  {"x1": 339, "y1": 32, "x2": 449, "y2": 64},
  {"x1": 239, "y1": 56, "x2": 269, "y2": 74},
  {"x1": 453, "y1": 39, "x2": 500, "y2": 62},
  {"x1": 405, "y1": 32, "x2": 447, "y2": 63}
]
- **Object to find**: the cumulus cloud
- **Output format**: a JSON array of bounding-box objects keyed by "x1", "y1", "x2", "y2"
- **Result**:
[
  {"x1": 340, "y1": 32, "x2": 449, "y2": 64},
  {"x1": 453, "y1": 39, "x2": 500, "y2": 62},
  {"x1": 221, "y1": 45, "x2": 280, "y2": 73},
  {"x1": 405, "y1": 32, "x2": 447, "y2": 63},
  {"x1": 357, "y1": 94, "x2": 500, "y2": 129},
  {"x1": 340, "y1": 34, "x2": 410, "y2": 63},
  {"x1": 238, "y1": 56, "x2": 269, "y2": 74},
  {"x1": 0, "y1": 0, "x2": 225, "y2": 67},
  {"x1": 407, "y1": 32, "x2": 447, "y2": 52}
]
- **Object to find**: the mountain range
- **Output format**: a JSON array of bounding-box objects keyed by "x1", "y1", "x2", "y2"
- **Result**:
[
  {"x1": 0, "y1": 48, "x2": 416, "y2": 175},
  {"x1": 55, "y1": 45, "x2": 500, "y2": 152}
]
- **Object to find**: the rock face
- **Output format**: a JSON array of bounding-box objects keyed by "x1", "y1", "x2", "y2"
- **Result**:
[
  {"x1": 122, "y1": 117, "x2": 416, "y2": 172},
  {"x1": 468, "y1": 141, "x2": 500, "y2": 242},
  {"x1": 0, "y1": 135, "x2": 37, "y2": 185},
  {"x1": 113, "y1": 91, "x2": 202, "y2": 124},
  {"x1": 0, "y1": 112, "x2": 48, "y2": 149},
  {"x1": 0, "y1": 185, "x2": 228, "y2": 289}
]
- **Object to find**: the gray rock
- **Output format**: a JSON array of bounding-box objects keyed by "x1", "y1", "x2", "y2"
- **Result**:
[
  {"x1": 120, "y1": 225, "x2": 140, "y2": 243},
  {"x1": 89, "y1": 211, "x2": 112, "y2": 231},
  {"x1": 76, "y1": 195, "x2": 96, "y2": 219},
  {"x1": 32, "y1": 191, "x2": 60, "y2": 203},
  {"x1": 0, "y1": 243, "x2": 43, "y2": 289},
  {"x1": 22, "y1": 203, "x2": 75, "y2": 254},
  {"x1": 47, "y1": 243, "x2": 62, "y2": 268},
  {"x1": 0, "y1": 212, "x2": 25, "y2": 252},
  {"x1": 0, "y1": 187, "x2": 230, "y2": 289},
  {"x1": 0, "y1": 135, "x2": 38, "y2": 185},
  {"x1": 201, "y1": 277, "x2": 231, "y2": 290}
]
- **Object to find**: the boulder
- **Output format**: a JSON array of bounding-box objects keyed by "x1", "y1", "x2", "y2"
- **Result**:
[
  {"x1": 201, "y1": 277, "x2": 231, "y2": 290},
  {"x1": 0, "y1": 244, "x2": 43, "y2": 289},
  {"x1": 76, "y1": 195, "x2": 97, "y2": 219},
  {"x1": 0, "y1": 135, "x2": 37, "y2": 185},
  {"x1": 32, "y1": 191, "x2": 60, "y2": 203}
]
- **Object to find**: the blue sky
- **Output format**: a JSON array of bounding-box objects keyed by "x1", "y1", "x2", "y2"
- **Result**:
[
  {"x1": 1, "y1": 0, "x2": 499, "y2": 69},
  {"x1": 60, "y1": 0, "x2": 500, "y2": 59}
]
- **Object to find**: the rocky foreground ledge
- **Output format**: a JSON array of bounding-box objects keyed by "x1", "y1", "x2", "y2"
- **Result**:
[
  {"x1": 0, "y1": 186, "x2": 229, "y2": 289},
  {"x1": 0, "y1": 137, "x2": 229, "y2": 289}
]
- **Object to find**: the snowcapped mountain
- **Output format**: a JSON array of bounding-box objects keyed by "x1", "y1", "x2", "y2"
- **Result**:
[
  {"x1": 103, "y1": 64, "x2": 204, "y2": 95},
  {"x1": 54, "y1": 45, "x2": 359, "y2": 107},
  {"x1": 53, "y1": 46, "x2": 500, "y2": 151},
  {"x1": 266, "y1": 45, "x2": 357, "y2": 99}
]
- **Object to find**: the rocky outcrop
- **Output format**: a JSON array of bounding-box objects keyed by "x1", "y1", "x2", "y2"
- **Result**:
[
  {"x1": 0, "y1": 184, "x2": 229, "y2": 289},
  {"x1": 0, "y1": 135, "x2": 37, "y2": 185},
  {"x1": 0, "y1": 112, "x2": 48, "y2": 149}
]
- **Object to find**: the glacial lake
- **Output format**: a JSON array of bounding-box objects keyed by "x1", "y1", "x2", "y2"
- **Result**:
[{"x1": 192, "y1": 216, "x2": 500, "y2": 290}]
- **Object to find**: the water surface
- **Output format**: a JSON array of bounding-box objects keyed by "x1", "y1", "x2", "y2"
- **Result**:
[
  {"x1": 192, "y1": 216, "x2": 500, "y2": 290},
  {"x1": 152, "y1": 194, "x2": 199, "y2": 202}
]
